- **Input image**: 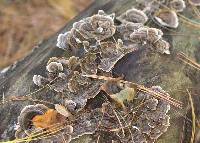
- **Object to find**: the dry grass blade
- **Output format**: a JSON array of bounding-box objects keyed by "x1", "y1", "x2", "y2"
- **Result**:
[
  {"x1": 5, "y1": 122, "x2": 68, "y2": 143},
  {"x1": 1, "y1": 77, "x2": 58, "y2": 106},
  {"x1": 101, "y1": 93, "x2": 134, "y2": 142},
  {"x1": 83, "y1": 74, "x2": 183, "y2": 109},
  {"x1": 191, "y1": 5, "x2": 200, "y2": 19},
  {"x1": 138, "y1": 86, "x2": 183, "y2": 108},
  {"x1": 187, "y1": 89, "x2": 196, "y2": 143},
  {"x1": 115, "y1": 110, "x2": 134, "y2": 142},
  {"x1": 177, "y1": 52, "x2": 200, "y2": 71},
  {"x1": 101, "y1": 94, "x2": 126, "y2": 139}
]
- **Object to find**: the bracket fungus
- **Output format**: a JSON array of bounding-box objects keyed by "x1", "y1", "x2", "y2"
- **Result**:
[
  {"x1": 16, "y1": 104, "x2": 73, "y2": 143},
  {"x1": 129, "y1": 27, "x2": 170, "y2": 54},
  {"x1": 17, "y1": 104, "x2": 49, "y2": 132},
  {"x1": 117, "y1": 8, "x2": 148, "y2": 24},
  {"x1": 98, "y1": 39, "x2": 135, "y2": 72},
  {"x1": 80, "y1": 53, "x2": 98, "y2": 75},
  {"x1": 155, "y1": 9, "x2": 179, "y2": 28},
  {"x1": 170, "y1": 0, "x2": 186, "y2": 12},
  {"x1": 33, "y1": 75, "x2": 49, "y2": 86},
  {"x1": 57, "y1": 10, "x2": 116, "y2": 51},
  {"x1": 189, "y1": 0, "x2": 200, "y2": 6},
  {"x1": 56, "y1": 32, "x2": 70, "y2": 50},
  {"x1": 117, "y1": 22, "x2": 143, "y2": 40},
  {"x1": 46, "y1": 61, "x2": 64, "y2": 73},
  {"x1": 12, "y1": 7, "x2": 184, "y2": 142}
]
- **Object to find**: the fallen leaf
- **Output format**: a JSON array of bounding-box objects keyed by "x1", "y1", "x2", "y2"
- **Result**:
[{"x1": 32, "y1": 109, "x2": 66, "y2": 129}]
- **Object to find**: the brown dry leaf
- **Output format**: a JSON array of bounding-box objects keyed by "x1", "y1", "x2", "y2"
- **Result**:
[{"x1": 32, "y1": 109, "x2": 66, "y2": 129}]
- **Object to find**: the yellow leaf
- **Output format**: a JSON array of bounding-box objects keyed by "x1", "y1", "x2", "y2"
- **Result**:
[{"x1": 110, "y1": 87, "x2": 136, "y2": 108}]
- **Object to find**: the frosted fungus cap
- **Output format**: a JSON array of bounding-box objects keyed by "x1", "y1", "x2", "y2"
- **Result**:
[
  {"x1": 189, "y1": 0, "x2": 200, "y2": 6},
  {"x1": 170, "y1": 0, "x2": 186, "y2": 12},
  {"x1": 56, "y1": 32, "x2": 70, "y2": 50},
  {"x1": 17, "y1": 104, "x2": 49, "y2": 131},
  {"x1": 154, "y1": 39, "x2": 171, "y2": 54},
  {"x1": 118, "y1": 8, "x2": 148, "y2": 24},
  {"x1": 73, "y1": 10, "x2": 116, "y2": 41},
  {"x1": 155, "y1": 9, "x2": 179, "y2": 28},
  {"x1": 33, "y1": 75, "x2": 48, "y2": 86},
  {"x1": 46, "y1": 62, "x2": 64, "y2": 73}
]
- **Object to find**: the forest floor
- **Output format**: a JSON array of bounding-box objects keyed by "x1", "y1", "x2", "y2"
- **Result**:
[{"x1": 0, "y1": 0, "x2": 92, "y2": 69}]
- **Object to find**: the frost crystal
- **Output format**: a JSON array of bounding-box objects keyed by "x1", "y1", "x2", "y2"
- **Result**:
[
  {"x1": 155, "y1": 9, "x2": 179, "y2": 28},
  {"x1": 117, "y1": 8, "x2": 148, "y2": 24}
]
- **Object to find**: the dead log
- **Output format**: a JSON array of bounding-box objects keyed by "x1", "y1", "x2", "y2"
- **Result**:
[{"x1": 0, "y1": 0, "x2": 200, "y2": 142}]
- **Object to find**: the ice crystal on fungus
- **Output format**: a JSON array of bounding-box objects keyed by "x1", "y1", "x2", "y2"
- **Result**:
[
  {"x1": 117, "y1": 8, "x2": 148, "y2": 24},
  {"x1": 15, "y1": 8, "x2": 179, "y2": 142},
  {"x1": 17, "y1": 104, "x2": 49, "y2": 132},
  {"x1": 170, "y1": 0, "x2": 186, "y2": 12},
  {"x1": 33, "y1": 75, "x2": 49, "y2": 86},
  {"x1": 16, "y1": 104, "x2": 73, "y2": 143},
  {"x1": 155, "y1": 9, "x2": 179, "y2": 28},
  {"x1": 189, "y1": 0, "x2": 200, "y2": 6},
  {"x1": 46, "y1": 61, "x2": 64, "y2": 73}
]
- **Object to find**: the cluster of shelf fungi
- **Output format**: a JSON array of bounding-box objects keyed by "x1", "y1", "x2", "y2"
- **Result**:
[{"x1": 13, "y1": 0, "x2": 192, "y2": 142}]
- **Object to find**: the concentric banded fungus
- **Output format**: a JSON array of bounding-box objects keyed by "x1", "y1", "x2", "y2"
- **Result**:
[
  {"x1": 67, "y1": 71, "x2": 91, "y2": 93},
  {"x1": 189, "y1": 0, "x2": 200, "y2": 6},
  {"x1": 16, "y1": 119, "x2": 73, "y2": 143},
  {"x1": 117, "y1": 22, "x2": 143, "y2": 40},
  {"x1": 119, "y1": 86, "x2": 171, "y2": 142},
  {"x1": 46, "y1": 62, "x2": 63, "y2": 73},
  {"x1": 154, "y1": 39, "x2": 170, "y2": 54},
  {"x1": 117, "y1": 8, "x2": 148, "y2": 24},
  {"x1": 98, "y1": 39, "x2": 135, "y2": 72},
  {"x1": 56, "y1": 32, "x2": 70, "y2": 50},
  {"x1": 136, "y1": 0, "x2": 164, "y2": 13},
  {"x1": 130, "y1": 27, "x2": 163, "y2": 43},
  {"x1": 32, "y1": 55, "x2": 104, "y2": 111},
  {"x1": 71, "y1": 109, "x2": 105, "y2": 139},
  {"x1": 57, "y1": 10, "x2": 116, "y2": 50},
  {"x1": 69, "y1": 85, "x2": 170, "y2": 143},
  {"x1": 170, "y1": 0, "x2": 186, "y2": 12},
  {"x1": 26, "y1": 9, "x2": 176, "y2": 143},
  {"x1": 33, "y1": 75, "x2": 49, "y2": 86},
  {"x1": 56, "y1": 125, "x2": 73, "y2": 143},
  {"x1": 65, "y1": 56, "x2": 80, "y2": 71},
  {"x1": 129, "y1": 27, "x2": 170, "y2": 54},
  {"x1": 15, "y1": 128, "x2": 28, "y2": 139},
  {"x1": 33, "y1": 56, "x2": 80, "y2": 92},
  {"x1": 80, "y1": 53, "x2": 98, "y2": 74},
  {"x1": 17, "y1": 104, "x2": 49, "y2": 132},
  {"x1": 155, "y1": 9, "x2": 179, "y2": 28}
]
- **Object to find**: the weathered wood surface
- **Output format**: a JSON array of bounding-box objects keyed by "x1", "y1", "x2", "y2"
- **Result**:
[{"x1": 0, "y1": 0, "x2": 200, "y2": 142}]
